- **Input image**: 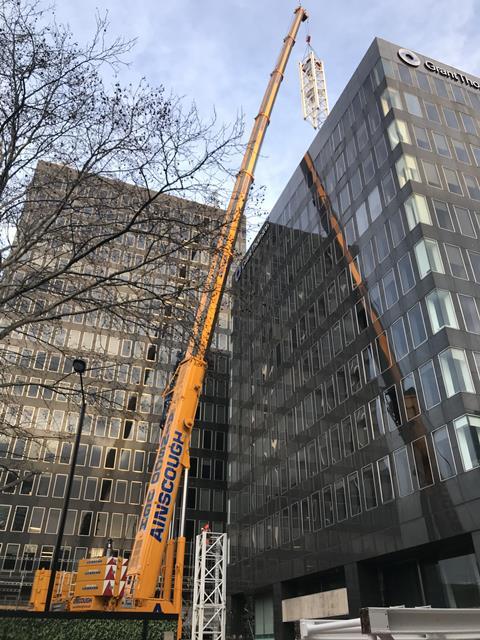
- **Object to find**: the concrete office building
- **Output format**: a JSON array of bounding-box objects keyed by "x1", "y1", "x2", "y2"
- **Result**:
[
  {"x1": 228, "y1": 39, "x2": 480, "y2": 640},
  {"x1": 0, "y1": 162, "x2": 237, "y2": 605}
]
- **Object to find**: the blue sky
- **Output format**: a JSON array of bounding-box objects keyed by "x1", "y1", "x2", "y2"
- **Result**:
[{"x1": 54, "y1": 0, "x2": 480, "y2": 213}]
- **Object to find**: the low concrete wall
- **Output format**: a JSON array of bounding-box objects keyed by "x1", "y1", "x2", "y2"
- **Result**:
[{"x1": 282, "y1": 588, "x2": 349, "y2": 622}]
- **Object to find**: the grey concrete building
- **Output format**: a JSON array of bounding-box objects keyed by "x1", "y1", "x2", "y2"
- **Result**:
[{"x1": 0, "y1": 162, "x2": 237, "y2": 607}]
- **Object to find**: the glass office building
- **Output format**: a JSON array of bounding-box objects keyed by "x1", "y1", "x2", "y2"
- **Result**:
[{"x1": 228, "y1": 38, "x2": 480, "y2": 640}]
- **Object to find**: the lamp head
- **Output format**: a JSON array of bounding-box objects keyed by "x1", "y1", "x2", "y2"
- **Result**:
[{"x1": 72, "y1": 358, "x2": 87, "y2": 374}]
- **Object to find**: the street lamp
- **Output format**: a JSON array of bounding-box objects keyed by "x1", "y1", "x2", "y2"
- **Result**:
[{"x1": 44, "y1": 358, "x2": 87, "y2": 612}]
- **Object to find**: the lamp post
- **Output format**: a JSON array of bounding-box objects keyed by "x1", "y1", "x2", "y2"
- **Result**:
[{"x1": 44, "y1": 358, "x2": 87, "y2": 612}]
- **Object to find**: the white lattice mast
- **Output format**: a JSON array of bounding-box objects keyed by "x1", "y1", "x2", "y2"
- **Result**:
[
  {"x1": 299, "y1": 47, "x2": 329, "y2": 129},
  {"x1": 191, "y1": 531, "x2": 227, "y2": 640}
]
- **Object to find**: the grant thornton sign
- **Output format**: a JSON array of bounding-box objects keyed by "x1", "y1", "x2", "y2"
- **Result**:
[{"x1": 398, "y1": 48, "x2": 480, "y2": 91}]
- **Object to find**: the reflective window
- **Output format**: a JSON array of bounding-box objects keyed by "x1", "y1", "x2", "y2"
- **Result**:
[
  {"x1": 389, "y1": 210, "x2": 406, "y2": 246},
  {"x1": 454, "y1": 206, "x2": 476, "y2": 237},
  {"x1": 369, "y1": 396, "x2": 385, "y2": 439},
  {"x1": 383, "y1": 269, "x2": 398, "y2": 309},
  {"x1": 444, "y1": 168, "x2": 463, "y2": 194},
  {"x1": 334, "y1": 480, "x2": 347, "y2": 522},
  {"x1": 404, "y1": 193, "x2": 431, "y2": 230},
  {"x1": 377, "y1": 456, "x2": 395, "y2": 503},
  {"x1": 323, "y1": 485, "x2": 334, "y2": 526},
  {"x1": 398, "y1": 253, "x2": 415, "y2": 293},
  {"x1": 384, "y1": 385, "x2": 402, "y2": 431},
  {"x1": 362, "y1": 464, "x2": 378, "y2": 510},
  {"x1": 443, "y1": 107, "x2": 459, "y2": 130},
  {"x1": 391, "y1": 317, "x2": 409, "y2": 360},
  {"x1": 354, "y1": 202, "x2": 369, "y2": 237},
  {"x1": 382, "y1": 171, "x2": 396, "y2": 204},
  {"x1": 439, "y1": 348, "x2": 475, "y2": 397},
  {"x1": 355, "y1": 405, "x2": 369, "y2": 449},
  {"x1": 375, "y1": 225, "x2": 390, "y2": 263},
  {"x1": 388, "y1": 120, "x2": 410, "y2": 148},
  {"x1": 445, "y1": 244, "x2": 468, "y2": 279},
  {"x1": 363, "y1": 152, "x2": 375, "y2": 184},
  {"x1": 368, "y1": 186, "x2": 382, "y2": 221},
  {"x1": 381, "y1": 87, "x2": 402, "y2": 115},
  {"x1": 432, "y1": 425, "x2": 456, "y2": 480},
  {"x1": 394, "y1": 447, "x2": 414, "y2": 497},
  {"x1": 468, "y1": 251, "x2": 480, "y2": 283},
  {"x1": 347, "y1": 472, "x2": 362, "y2": 517},
  {"x1": 463, "y1": 174, "x2": 480, "y2": 200},
  {"x1": 404, "y1": 92, "x2": 422, "y2": 117},
  {"x1": 458, "y1": 294, "x2": 480, "y2": 334},
  {"x1": 432, "y1": 131, "x2": 451, "y2": 158},
  {"x1": 412, "y1": 437, "x2": 434, "y2": 488},
  {"x1": 424, "y1": 101, "x2": 441, "y2": 123},
  {"x1": 454, "y1": 415, "x2": 480, "y2": 471},
  {"x1": 401, "y1": 373, "x2": 421, "y2": 420},
  {"x1": 423, "y1": 160, "x2": 442, "y2": 188},
  {"x1": 460, "y1": 112, "x2": 477, "y2": 135},
  {"x1": 453, "y1": 139, "x2": 470, "y2": 164},
  {"x1": 426, "y1": 289, "x2": 459, "y2": 333},
  {"x1": 369, "y1": 282, "x2": 383, "y2": 317},
  {"x1": 413, "y1": 125, "x2": 431, "y2": 151},
  {"x1": 396, "y1": 154, "x2": 421, "y2": 187},
  {"x1": 419, "y1": 360, "x2": 441, "y2": 409},
  {"x1": 472, "y1": 144, "x2": 480, "y2": 166},
  {"x1": 433, "y1": 200, "x2": 454, "y2": 232},
  {"x1": 414, "y1": 238, "x2": 444, "y2": 279},
  {"x1": 362, "y1": 344, "x2": 377, "y2": 382}
]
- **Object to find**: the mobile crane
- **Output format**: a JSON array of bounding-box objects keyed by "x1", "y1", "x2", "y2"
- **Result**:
[{"x1": 30, "y1": 4, "x2": 309, "y2": 631}]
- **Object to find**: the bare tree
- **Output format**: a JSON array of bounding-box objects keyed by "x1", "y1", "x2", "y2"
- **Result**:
[{"x1": 0, "y1": 0, "x2": 245, "y2": 481}]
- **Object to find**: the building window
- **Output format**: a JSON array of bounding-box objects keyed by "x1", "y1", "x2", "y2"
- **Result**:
[
  {"x1": 355, "y1": 406, "x2": 369, "y2": 449},
  {"x1": 438, "y1": 348, "x2": 475, "y2": 397},
  {"x1": 404, "y1": 92, "x2": 422, "y2": 117},
  {"x1": 433, "y1": 200, "x2": 454, "y2": 231},
  {"x1": 369, "y1": 396, "x2": 385, "y2": 439},
  {"x1": 398, "y1": 253, "x2": 415, "y2": 293},
  {"x1": 404, "y1": 193, "x2": 431, "y2": 230},
  {"x1": 414, "y1": 238, "x2": 444, "y2": 279},
  {"x1": 396, "y1": 154, "x2": 420, "y2": 187},
  {"x1": 323, "y1": 486, "x2": 334, "y2": 526},
  {"x1": 407, "y1": 302, "x2": 427, "y2": 347},
  {"x1": 444, "y1": 168, "x2": 463, "y2": 194},
  {"x1": 432, "y1": 131, "x2": 451, "y2": 158},
  {"x1": 388, "y1": 120, "x2": 410, "y2": 148},
  {"x1": 445, "y1": 244, "x2": 468, "y2": 279},
  {"x1": 413, "y1": 125, "x2": 430, "y2": 150},
  {"x1": 377, "y1": 456, "x2": 394, "y2": 503},
  {"x1": 443, "y1": 107, "x2": 459, "y2": 129},
  {"x1": 28, "y1": 507, "x2": 44, "y2": 533},
  {"x1": 384, "y1": 385, "x2": 401, "y2": 431},
  {"x1": 458, "y1": 294, "x2": 480, "y2": 334},
  {"x1": 468, "y1": 251, "x2": 480, "y2": 283},
  {"x1": 426, "y1": 289, "x2": 458, "y2": 333},
  {"x1": 454, "y1": 415, "x2": 480, "y2": 471},
  {"x1": 391, "y1": 317, "x2": 409, "y2": 360},
  {"x1": 11, "y1": 506, "x2": 28, "y2": 532},
  {"x1": 419, "y1": 360, "x2": 441, "y2": 409},
  {"x1": 362, "y1": 464, "x2": 377, "y2": 510},
  {"x1": 464, "y1": 174, "x2": 480, "y2": 200},
  {"x1": 381, "y1": 87, "x2": 402, "y2": 115},
  {"x1": 454, "y1": 206, "x2": 476, "y2": 237},
  {"x1": 347, "y1": 472, "x2": 362, "y2": 517},
  {"x1": 401, "y1": 373, "x2": 420, "y2": 420},
  {"x1": 412, "y1": 437, "x2": 434, "y2": 488},
  {"x1": 383, "y1": 269, "x2": 398, "y2": 309},
  {"x1": 423, "y1": 160, "x2": 442, "y2": 188},
  {"x1": 393, "y1": 447, "x2": 414, "y2": 497},
  {"x1": 45, "y1": 508, "x2": 61, "y2": 535},
  {"x1": 432, "y1": 425, "x2": 456, "y2": 480},
  {"x1": 334, "y1": 480, "x2": 347, "y2": 522}
]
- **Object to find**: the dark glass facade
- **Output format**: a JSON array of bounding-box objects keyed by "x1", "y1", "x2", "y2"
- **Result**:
[{"x1": 228, "y1": 38, "x2": 480, "y2": 639}]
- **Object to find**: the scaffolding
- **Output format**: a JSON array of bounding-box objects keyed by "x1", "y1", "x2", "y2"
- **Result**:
[
  {"x1": 299, "y1": 50, "x2": 329, "y2": 129},
  {"x1": 300, "y1": 606, "x2": 480, "y2": 640},
  {"x1": 191, "y1": 532, "x2": 227, "y2": 640}
]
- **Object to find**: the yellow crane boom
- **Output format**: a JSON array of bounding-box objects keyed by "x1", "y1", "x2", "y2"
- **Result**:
[
  {"x1": 125, "y1": 5, "x2": 308, "y2": 605},
  {"x1": 30, "y1": 5, "x2": 308, "y2": 624}
]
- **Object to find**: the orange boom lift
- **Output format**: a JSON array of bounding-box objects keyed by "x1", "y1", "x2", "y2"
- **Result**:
[{"x1": 30, "y1": 4, "x2": 308, "y2": 630}]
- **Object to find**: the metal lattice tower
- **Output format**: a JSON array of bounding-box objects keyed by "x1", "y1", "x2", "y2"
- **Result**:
[
  {"x1": 191, "y1": 532, "x2": 227, "y2": 640},
  {"x1": 299, "y1": 51, "x2": 329, "y2": 129}
]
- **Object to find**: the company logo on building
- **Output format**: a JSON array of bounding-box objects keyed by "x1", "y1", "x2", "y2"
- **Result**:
[
  {"x1": 397, "y1": 48, "x2": 420, "y2": 67},
  {"x1": 397, "y1": 48, "x2": 480, "y2": 91}
]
